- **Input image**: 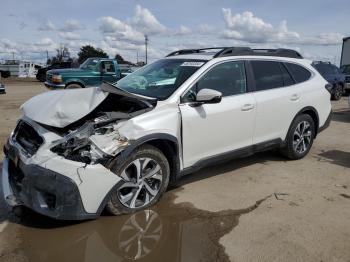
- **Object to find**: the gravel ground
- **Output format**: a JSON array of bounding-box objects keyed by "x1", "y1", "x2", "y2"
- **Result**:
[{"x1": 0, "y1": 78, "x2": 349, "y2": 262}]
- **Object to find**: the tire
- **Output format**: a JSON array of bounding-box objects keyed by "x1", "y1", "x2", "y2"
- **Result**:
[
  {"x1": 65, "y1": 83, "x2": 83, "y2": 89},
  {"x1": 280, "y1": 114, "x2": 315, "y2": 160},
  {"x1": 331, "y1": 84, "x2": 343, "y2": 101},
  {"x1": 106, "y1": 145, "x2": 170, "y2": 215}
]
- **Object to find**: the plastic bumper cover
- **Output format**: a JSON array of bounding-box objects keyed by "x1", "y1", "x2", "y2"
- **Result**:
[{"x1": 3, "y1": 142, "x2": 99, "y2": 220}]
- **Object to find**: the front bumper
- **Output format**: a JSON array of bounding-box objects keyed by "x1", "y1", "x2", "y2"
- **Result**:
[
  {"x1": 3, "y1": 142, "x2": 99, "y2": 220},
  {"x1": 44, "y1": 81, "x2": 65, "y2": 89}
]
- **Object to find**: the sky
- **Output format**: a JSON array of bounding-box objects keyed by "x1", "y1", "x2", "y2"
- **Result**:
[{"x1": 0, "y1": 0, "x2": 349, "y2": 65}]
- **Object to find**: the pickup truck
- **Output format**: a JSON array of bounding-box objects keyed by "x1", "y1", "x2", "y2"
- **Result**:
[{"x1": 45, "y1": 58, "x2": 121, "y2": 89}]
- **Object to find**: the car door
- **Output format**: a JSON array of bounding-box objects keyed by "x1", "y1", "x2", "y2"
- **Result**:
[
  {"x1": 100, "y1": 60, "x2": 118, "y2": 83},
  {"x1": 250, "y1": 60, "x2": 310, "y2": 145},
  {"x1": 179, "y1": 61, "x2": 256, "y2": 168}
]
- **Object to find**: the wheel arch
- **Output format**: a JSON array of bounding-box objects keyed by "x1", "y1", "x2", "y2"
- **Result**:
[
  {"x1": 65, "y1": 80, "x2": 85, "y2": 88},
  {"x1": 116, "y1": 134, "x2": 181, "y2": 184},
  {"x1": 289, "y1": 106, "x2": 320, "y2": 139}
]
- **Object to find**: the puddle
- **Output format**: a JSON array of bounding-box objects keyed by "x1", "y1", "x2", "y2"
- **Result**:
[{"x1": 0, "y1": 189, "x2": 270, "y2": 262}]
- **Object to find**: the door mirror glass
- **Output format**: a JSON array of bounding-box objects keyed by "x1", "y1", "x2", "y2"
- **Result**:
[{"x1": 196, "y1": 88, "x2": 222, "y2": 104}]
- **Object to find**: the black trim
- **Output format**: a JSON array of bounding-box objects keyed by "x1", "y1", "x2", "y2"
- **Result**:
[
  {"x1": 318, "y1": 111, "x2": 332, "y2": 134},
  {"x1": 244, "y1": 60, "x2": 256, "y2": 92},
  {"x1": 180, "y1": 139, "x2": 284, "y2": 176}
]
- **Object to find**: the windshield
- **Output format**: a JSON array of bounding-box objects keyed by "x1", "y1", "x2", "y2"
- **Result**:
[
  {"x1": 116, "y1": 59, "x2": 206, "y2": 100},
  {"x1": 80, "y1": 58, "x2": 99, "y2": 71},
  {"x1": 341, "y1": 65, "x2": 350, "y2": 74}
]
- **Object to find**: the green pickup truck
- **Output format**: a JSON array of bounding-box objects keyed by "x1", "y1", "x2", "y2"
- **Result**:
[{"x1": 45, "y1": 58, "x2": 121, "y2": 89}]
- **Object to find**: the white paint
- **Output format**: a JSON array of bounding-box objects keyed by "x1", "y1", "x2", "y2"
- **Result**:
[{"x1": 21, "y1": 87, "x2": 108, "y2": 128}]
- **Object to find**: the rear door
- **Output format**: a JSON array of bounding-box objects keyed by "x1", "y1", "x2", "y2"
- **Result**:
[
  {"x1": 179, "y1": 60, "x2": 256, "y2": 168},
  {"x1": 250, "y1": 60, "x2": 311, "y2": 144}
]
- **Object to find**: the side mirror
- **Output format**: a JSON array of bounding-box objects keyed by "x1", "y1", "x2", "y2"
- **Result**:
[{"x1": 195, "y1": 88, "x2": 222, "y2": 104}]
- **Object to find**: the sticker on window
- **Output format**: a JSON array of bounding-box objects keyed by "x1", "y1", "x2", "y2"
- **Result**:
[{"x1": 180, "y1": 62, "x2": 204, "y2": 67}]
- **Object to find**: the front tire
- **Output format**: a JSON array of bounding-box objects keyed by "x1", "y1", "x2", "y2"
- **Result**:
[
  {"x1": 106, "y1": 145, "x2": 170, "y2": 215},
  {"x1": 65, "y1": 83, "x2": 83, "y2": 89},
  {"x1": 281, "y1": 114, "x2": 315, "y2": 160}
]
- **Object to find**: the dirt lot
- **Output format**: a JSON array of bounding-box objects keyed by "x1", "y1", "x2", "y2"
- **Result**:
[{"x1": 0, "y1": 78, "x2": 349, "y2": 262}]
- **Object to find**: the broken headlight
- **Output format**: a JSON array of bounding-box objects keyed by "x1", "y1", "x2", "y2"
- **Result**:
[{"x1": 51, "y1": 121, "x2": 129, "y2": 164}]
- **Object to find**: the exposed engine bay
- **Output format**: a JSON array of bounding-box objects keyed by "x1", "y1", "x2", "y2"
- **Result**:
[{"x1": 49, "y1": 93, "x2": 154, "y2": 165}]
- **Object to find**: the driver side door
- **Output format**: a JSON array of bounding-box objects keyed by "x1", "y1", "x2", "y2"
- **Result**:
[{"x1": 179, "y1": 61, "x2": 256, "y2": 168}]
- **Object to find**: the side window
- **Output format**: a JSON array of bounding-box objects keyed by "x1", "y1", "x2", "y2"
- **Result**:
[
  {"x1": 280, "y1": 63, "x2": 295, "y2": 86},
  {"x1": 251, "y1": 61, "x2": 284, "y2": 91},
  {"x1": 285, "y1": 63, "x2": 311, "y2": 83},
  {"x1": 101, "y1": 61, "x2": 115, "y2": 73},
  {"x1": 183, "y1": 61, "x2": 246, "y2": 102}
]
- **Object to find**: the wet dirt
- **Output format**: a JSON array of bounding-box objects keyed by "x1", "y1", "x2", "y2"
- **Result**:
[{"x1": 0, "y1": 189, "x2": 271, "y2": 262}]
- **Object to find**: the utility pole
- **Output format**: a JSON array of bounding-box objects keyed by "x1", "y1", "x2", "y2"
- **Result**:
[
  {"x1": 145, "y1": 35, "x2": 148, "y2": 64},
  {"x1": 12, "y1": 52, "x2": 15, "y2": 61},
  {"x1": 46, "y1": 50, "x2": 49, "y2": 65},
  {"x1": 136, "y1": 51, "x2": 139, "y2": 64}
]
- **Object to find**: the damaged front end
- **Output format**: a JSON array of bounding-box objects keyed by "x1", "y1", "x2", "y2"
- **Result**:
[
  {"x1": 51, "y1": 112, "x2": 133, "y2": 165},
  {"x1": 2, "y1": 82, "x2": 157, "y2": 219}
]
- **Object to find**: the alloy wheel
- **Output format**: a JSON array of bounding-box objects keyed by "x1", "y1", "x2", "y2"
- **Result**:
[
  {"x1": 293, "y1": 121, "x2": 312, "y2": 154},
  {"x1": 117, "y1": 158, "x2": 163, "y2": 209}
]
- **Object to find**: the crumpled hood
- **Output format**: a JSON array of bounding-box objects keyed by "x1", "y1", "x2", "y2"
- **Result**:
[{"x1": 21, "y1": 87, "x2": 108, "y2": 128}]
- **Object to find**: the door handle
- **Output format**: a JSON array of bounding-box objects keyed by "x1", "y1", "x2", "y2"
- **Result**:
[
  {"x1": 290, "y1": 94, "x2": 300, "y2": 101},
  {"x1": 241, "y1": 104, "x2": 255, "y2": 111}
]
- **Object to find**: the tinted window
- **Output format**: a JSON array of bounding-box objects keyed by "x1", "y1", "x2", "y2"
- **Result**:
[
  {"x1": 280, "y1": 63, "x2": 295, "y2": 86},
  {"x1": 285, "y1": 63, "x2": 311, "y2": 83},
  {"x1": 101, "y1": 61, "x2": 115, "y2": 73},
  {"x1": 251, "y1": 61, "x2": 284, "y2": 91},
  {"x1": 183, "y1": 61, "x2": 246, "y2": 102}
]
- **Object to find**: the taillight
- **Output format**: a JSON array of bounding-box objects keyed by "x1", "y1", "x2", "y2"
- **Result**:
[{"x1": 325, "y1": 83, "x2": 332, "y2": 94}]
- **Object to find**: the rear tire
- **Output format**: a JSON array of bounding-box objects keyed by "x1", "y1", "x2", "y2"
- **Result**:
[
  {"x1": 106, "y1": 145, "x2": 170, "y2": 215},
  {"x1": 280, "y1": 114, "x2": 315, "y2": 160},
  {"x1": 331, "y1": 84, "x2": 343, "y2": 101}
]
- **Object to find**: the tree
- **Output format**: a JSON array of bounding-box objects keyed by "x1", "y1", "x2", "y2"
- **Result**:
[
  {"x1": 114, "y1": 53, "x2": 132, "y2": 65},
  {"x1": 77, "y1": 45, "x2": 108, "y2": 64},
  {"x1": 47, "y1": 45, "x2": 71, "y2": 65}
]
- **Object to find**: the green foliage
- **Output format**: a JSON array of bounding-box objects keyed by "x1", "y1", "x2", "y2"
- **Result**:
[{"x1": 78, "y1": 45, "x2": 108, "y2": 64}]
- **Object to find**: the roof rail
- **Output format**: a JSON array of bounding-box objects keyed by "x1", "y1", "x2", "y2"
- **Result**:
[
  {"x1": 214, "y1": 47, "x2": 303, "y2": 59},
  {"x1": 166, "y1": 47, "x2": 227, "y2": 57},
  {"x1": 166, "y1": 47, "x2": 303, "y2": 59}
]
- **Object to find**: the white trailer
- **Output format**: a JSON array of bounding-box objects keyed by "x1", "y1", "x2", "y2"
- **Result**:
[{"x1": 340, "y1": 37, "x2": 350, "y2": 67}]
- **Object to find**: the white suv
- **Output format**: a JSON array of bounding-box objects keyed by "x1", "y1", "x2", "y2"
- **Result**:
[{"x1": 2, "y1": 47, "x2": 332, "y2": 219}]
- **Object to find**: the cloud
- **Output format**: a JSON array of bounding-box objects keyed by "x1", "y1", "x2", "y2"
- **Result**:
[
  {"x1": 60, "y1": 19, "x2": 85, "y2": 32},
  {"x1": 37, "y1": 20, "x2": 55, "y2": 31},
  {"x1": 98, "y1": 16, "x2": 144, "y2": 43},
  {"x1": 34, "y1": 38, "x2": 55, "y2": 47},
  {"x1": 174, "y1": 25, "x2": 191, "y2": 35},
  {"x1": 130, "y1": 5, "x2": 166, "y2": 35},
  {"x1": 221, "y1": 8, "x2": 343, "y2": 46},
  {"x1": 59, "y1": 32, "x2": 81, "y2": 40},
  {"x1": 222, "y1": 9, "x2": 300, "y2": 43}
]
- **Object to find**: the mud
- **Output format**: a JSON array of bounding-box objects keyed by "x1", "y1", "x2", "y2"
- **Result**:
[{"x1": 0, "y1": 187, "x2": 272, "y2": 262}]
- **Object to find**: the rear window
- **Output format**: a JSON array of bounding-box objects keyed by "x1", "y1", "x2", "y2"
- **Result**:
[
  {"x1": 285, "y1": 63, "x2": 311, "y2": 83},
  {"x1": 251, "y1": 61, "x2": 284, "y2": 91}
]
